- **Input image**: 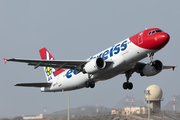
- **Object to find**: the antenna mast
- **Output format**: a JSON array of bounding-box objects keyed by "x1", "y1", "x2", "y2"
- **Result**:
[
  {"x1": 131, "y1": 94, "x2": 135, "y2": 107},
  {"x1": 125, "y1": 94, "x2": 129, "y2": 107},
  {"x1": 172, "y1": 94, "x2": 177, "y2": 114}
]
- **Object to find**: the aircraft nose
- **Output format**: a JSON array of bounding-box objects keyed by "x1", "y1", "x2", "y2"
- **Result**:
[
  {"x1": 159, "y1": 32, "x2": 170, "y2": 44},
  {"x1": 155, "y1": 32, "x2": 170, "y2": 49}
]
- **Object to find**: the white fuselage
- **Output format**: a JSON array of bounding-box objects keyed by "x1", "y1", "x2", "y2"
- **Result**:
[{"x1": 41, "y1": 38, "x2": 156, "y2": 92}]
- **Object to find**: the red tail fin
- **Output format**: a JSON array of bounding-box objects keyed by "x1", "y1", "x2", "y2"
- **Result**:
[{"x1": 39, "y1": 47, "x2": 65, "y2": 82}]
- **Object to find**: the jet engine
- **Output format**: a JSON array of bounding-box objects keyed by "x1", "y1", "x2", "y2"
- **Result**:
[
  {"x1": 142, "y1": 60, "x2": 163, "y2": 76},
  {"x1": 83, "y1": 57, "x2": 106, "y2": 74}
]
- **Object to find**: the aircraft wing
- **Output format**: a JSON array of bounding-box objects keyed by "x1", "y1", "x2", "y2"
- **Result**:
[
  {"x1": 4, "y1": 58, "x2": 113, "y2": 71},
  {"x1": 15, "y1": 82, "x2": 52, "y2": 87},
  {"x1": 163, "y1": 66, "x2": 176, "y2": 71},
  {"x1": 4, "y1": 58, "x2": 87, "y2": 70},
  {"x1": 134, "y1": 62, "x2": 176, "y2": 73}
]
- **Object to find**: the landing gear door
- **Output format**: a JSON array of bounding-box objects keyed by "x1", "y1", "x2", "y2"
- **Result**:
[{"x1": 138, "y1": 31, "x2": 143, "y2": 45}]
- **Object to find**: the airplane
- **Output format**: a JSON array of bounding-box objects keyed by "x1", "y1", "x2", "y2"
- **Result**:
[{"x1": 4, "y1": 28, "x2": 176, "y2": 92}]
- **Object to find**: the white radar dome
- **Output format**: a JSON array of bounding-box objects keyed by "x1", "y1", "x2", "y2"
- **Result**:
[{"x1": 145, "y1": 84, "x2": 163, "y2": 101}]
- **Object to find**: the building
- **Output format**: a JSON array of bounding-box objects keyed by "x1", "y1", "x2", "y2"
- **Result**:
[
  {"x1": 124, "y1": 107, "x2": 148, "y2": 115},
  {"x1": 111, "y1": 110, "x2": 126, "y2": 115},
  {"x1": 23, "y1": 114, "x2": 43, "y2": 120},
  {"x1": 111, "y1": 107, "x2": 148, "y2": 115}
]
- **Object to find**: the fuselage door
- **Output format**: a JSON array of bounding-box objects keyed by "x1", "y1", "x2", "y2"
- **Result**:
[{"x1": 138, "y1": 31, "x2": 143, "y2": 45}]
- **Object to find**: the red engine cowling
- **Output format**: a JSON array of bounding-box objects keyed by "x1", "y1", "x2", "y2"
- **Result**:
[
  {"x1": 83, "y1": 57, "x2": 106, "y2": 74},
  {"x1": 142, "y1": 60, "x2": 163, "y2": 76}
]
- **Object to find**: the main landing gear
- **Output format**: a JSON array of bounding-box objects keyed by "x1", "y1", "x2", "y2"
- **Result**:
[
  {"x1": 85, "y1": 80, "x2": 95, "y2": 88},
  {"x1": 85, "y1": 74, "x2": 95, "y2": 88},
  {"x1": 123, "y1": 70, "x2": 133, "y2": 90}
]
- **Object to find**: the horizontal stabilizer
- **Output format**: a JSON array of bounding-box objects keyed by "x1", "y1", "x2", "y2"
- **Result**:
[{"x1": 15, "y1": 82, "x2": 52, "y2": 87}]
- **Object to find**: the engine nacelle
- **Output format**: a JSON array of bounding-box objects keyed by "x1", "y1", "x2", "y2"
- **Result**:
[
  {"x1": 142, "y1": 60, "x2": 163, "y2": 76},
  {"x1": 83, "y1": 57, "x2": 106, "y2": 74}
]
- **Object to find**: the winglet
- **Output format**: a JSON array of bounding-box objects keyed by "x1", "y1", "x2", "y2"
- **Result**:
[
  {"x1": 3, "y1": 58, "x2": 8, "y2": 64},
  {"x1": 172, "y1": 67, "x2": 175, "y2": 71}
]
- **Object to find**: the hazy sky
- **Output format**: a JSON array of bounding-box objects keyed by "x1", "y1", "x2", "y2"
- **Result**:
[{"x1": 1, "y1": 0, "x2": 179, "y2": 118}]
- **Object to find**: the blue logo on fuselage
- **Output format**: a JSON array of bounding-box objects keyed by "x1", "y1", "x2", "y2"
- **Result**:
[
  {"x1": 65, "y1": 40, "x2": 128, "y2": 79},
  {"x1": 90, "y1": 40, "x2": 127, "y2": 60},
  {"x1": 66, "y1": 69, "x2": 77, "y2": 78}
]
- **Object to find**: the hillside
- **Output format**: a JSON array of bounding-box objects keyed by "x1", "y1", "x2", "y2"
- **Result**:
[
  {"x1": 2, "y1": 114, "x2": 180, "y2": 120},
  {"x1": 47, "y1": 96, "x2": 145, "y2": 118},
  {"x1": 47, "y1": 105, "x2": 112, "y2": 118},
  {"x1": 162, "y1": 94, "x2": 180, "y2": 113},
  {"x1": 113, "y1": 96, "x2": 145, "y2": 109}
]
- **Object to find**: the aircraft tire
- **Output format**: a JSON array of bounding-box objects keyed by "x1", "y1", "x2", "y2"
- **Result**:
[
  {"x1": 89, "y1": 81, "x2": 95, "y2": 88},
  {"x1": 128, "y1": 82, "x2": 133, "y2": 90},
  {"x1": 85, "y1": 81, "x2": 90, "y2": 88},
  {"x1": 123, "y1": 82, "x2": 128, "y2": 89},
  {"x1": 123, "y1": 82, "x2": 133, "y2": 90}
]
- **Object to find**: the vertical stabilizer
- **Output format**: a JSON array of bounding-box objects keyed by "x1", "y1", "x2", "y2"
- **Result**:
[{"x1": 39, "y1": 47, "x2": 65, "y2": 82}]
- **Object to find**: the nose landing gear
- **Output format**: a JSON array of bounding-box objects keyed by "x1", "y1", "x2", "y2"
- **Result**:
[
  {"x1": 122, "y1": 52, "x2": 155, "y2": 90},
  {"x1": 148, "y1": 53, "x2": 154, "y2": 65},
  {"x1": 123, "y1": 70, "x2": 134, "y2": 90},
  {"x1": 123, "y1": 82, "x2": 133, "y2": 90}
]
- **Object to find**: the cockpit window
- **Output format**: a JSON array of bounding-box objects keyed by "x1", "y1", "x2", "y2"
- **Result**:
[
  {"x1": 156, "y1": 30, "x2": 163, "y2": 32},
  {"x1": 152, "y1": 31, "x2": 156, "y2": 34},
  {"x1": 148, "y1": 30, "x2": 163, "y2": 35}
]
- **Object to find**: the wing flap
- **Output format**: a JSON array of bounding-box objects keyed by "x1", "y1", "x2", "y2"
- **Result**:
[{"x1": 15, "y1": 82, "x2": 52, "y2": 87}]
